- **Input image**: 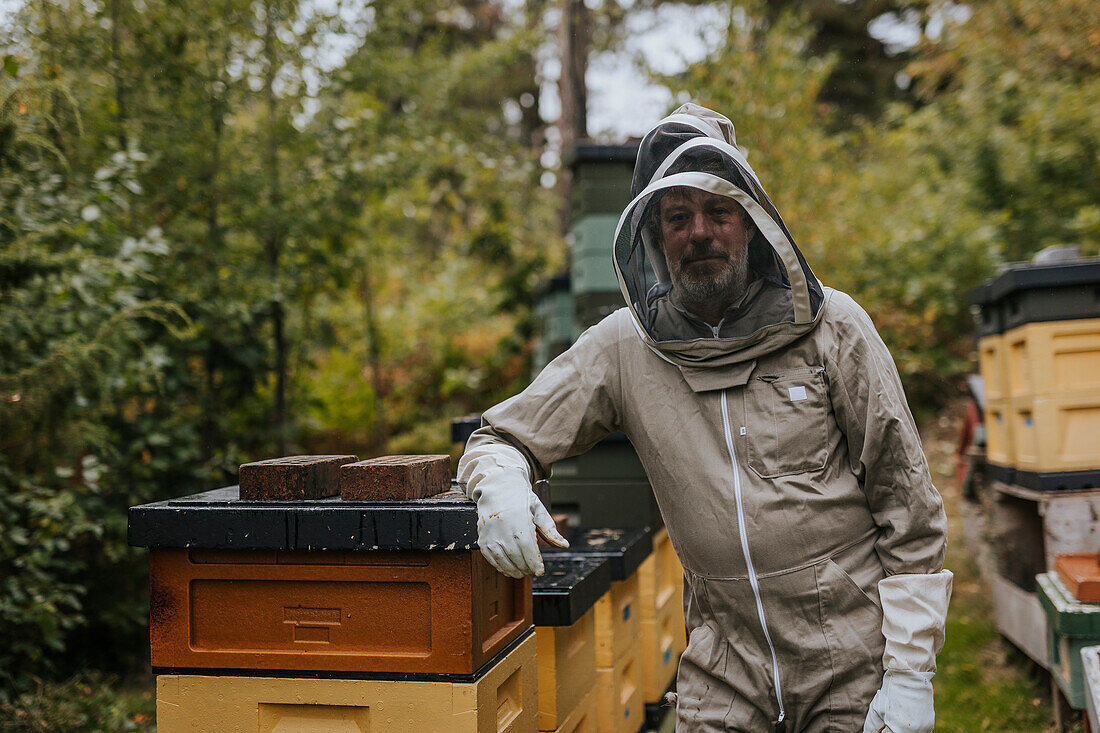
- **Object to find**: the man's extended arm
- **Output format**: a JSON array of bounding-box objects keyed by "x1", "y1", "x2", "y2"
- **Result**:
[
  {"x1": 458, "y1": 314, "x2": 625, "y2": 577},
  {"x1": 824, "y1": 291, "x2": 952, "y2": 733}
]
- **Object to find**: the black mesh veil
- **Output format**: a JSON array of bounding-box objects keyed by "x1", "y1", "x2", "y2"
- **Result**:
[{"x1": 612, "y1": 107, "x2": 824, "y2": 351}]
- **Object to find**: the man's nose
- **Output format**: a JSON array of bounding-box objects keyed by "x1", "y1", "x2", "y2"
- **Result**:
[{"x1": 688, "y1": 211, "x2": 712, "y2": 242}]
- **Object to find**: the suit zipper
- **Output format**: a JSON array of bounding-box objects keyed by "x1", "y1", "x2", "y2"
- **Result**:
[{"x1": 720, "y1": 389, "x2": 786, "y2": 724}]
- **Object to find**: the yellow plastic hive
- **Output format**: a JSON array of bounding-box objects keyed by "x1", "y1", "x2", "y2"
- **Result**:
[
  {"x1": 640, "y1": 598, "x2": 686, "y2": 703},
  {"x1": 593, "y1": 573, "x2": 641, "y2": 668},
  {"x1": 549, "y1": 687, "x2": 596, "y2": 733},
  {"x1": 536, "y1": 606, "x2": 597, "y2": 731},
  {"x1": 595, "y1": 642, "x2": 642, "y2": 733},
  {"x1": 638, "y1": 527, "x2": 682, "y2": 623},
  {"x1": 979, "y1": 335, "x2": 1009, "y2": 401},
  {"x1": 155, "y1": 631, "x2": 537, "y2": 733},
  {"x1": 1005, "y1": 319, "x2": 1100, "y2": 400},
  {"x1": 983, "y1": 398, "x2": 1015, "y2": 469},
  {"x1": 1011, "y1": 391, "x2": 1100, "y2": 473}
]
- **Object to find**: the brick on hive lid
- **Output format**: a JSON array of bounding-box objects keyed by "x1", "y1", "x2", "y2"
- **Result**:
[
  {"x1": 1056, "y1": 553, "x2": 1100, "y2": 603},
  {"x1": 238, "y1": 455, "x2": 356, "y2": 500},
  {"x1": 340, "y1": 454, "x2": 451, "y2": 500}
]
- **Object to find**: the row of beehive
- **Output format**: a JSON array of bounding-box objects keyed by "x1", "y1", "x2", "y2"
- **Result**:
[
  {"x1": 135, "y1": 495, "x2": 684, "y2": 732},
  {"x1": 979, "y1": 317, "x2": 1100, "y2": 477},
  {"x1": 537, "y1": 527, "x2": 685, "y2": 733}
]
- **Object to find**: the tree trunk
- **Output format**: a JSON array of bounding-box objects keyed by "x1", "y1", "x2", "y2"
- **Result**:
[
  {"x1": 262, "y1": 0, "x2": 288, "y2": 454},
  {"x1": 556, "y1": 0, "x2": 589, "y2": 232},
  {"x1": 360, "y1": 257, "x2": 386, "y2": 454}
]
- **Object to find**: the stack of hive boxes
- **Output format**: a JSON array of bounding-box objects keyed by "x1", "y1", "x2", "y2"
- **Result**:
[
  {"x1": 546, "y1": 527, "x2": 652, "y2": 733},
  {"x1": 637, "y1": 526, "x2": 687, "y2": 718},
  {"x1": 972, "y1": 259, "x2": 1100, "y2": 708},
  {"x1": 129, "y1": 455, "x2": 538, "y2": 732},
  {"x1": 972, "y1": 259, "x2": 1100, "y2": 491},
  {"x1": 533, "y1": 556, "x2": 613, "y2": 733}
]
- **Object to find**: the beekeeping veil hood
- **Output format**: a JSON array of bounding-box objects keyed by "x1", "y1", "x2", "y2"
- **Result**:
[{"x1": 613, "y1": 103, "x2": 825, "y2": 372}]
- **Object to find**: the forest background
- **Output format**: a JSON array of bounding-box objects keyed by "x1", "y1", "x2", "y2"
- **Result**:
[{"x1": 1, "y1": 0, "x2": 1098, "y2": 726}]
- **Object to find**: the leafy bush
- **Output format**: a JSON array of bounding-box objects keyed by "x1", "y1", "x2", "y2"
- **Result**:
[{"x1": 0, "y1": 672, "x2": 154, "y2": 733}]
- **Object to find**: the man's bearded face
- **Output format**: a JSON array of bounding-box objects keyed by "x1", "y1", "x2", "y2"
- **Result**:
[{"x1": 658, "y1": 188, "x2": 752, "y2": 310}]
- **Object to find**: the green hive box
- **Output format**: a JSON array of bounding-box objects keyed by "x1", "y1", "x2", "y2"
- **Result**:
[
  {"x1": 567, "y1": 143, "x2": 638, "y2": 219},
  {"x1": 534, "y1": 273, "x2": 574, "y2": 375},
  {"x1": 571, "y1": 214, "x2": 622, "y2": 296},
  {"x1": 1038, "y1": 572, "x2": 1100, "y2": 708}
]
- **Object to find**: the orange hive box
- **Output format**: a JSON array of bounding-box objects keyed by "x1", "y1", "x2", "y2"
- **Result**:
[
  {"x1": 149, "y1": 546, "x2": 531, "y2": 675},
  {"x1": 1055, "y1": 553, "x2": 1100, "y2": 603}
]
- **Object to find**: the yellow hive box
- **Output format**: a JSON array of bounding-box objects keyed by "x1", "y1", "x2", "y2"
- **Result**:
[
  {"x1": 536, "y1": 606, "x2": 597, "y2": 731},
  {"x1": 983, "y1": 398, "x2": 1015, "y2": 469},
  {"x1": 550, "y1": 687, "x2": 597, "y2": 733},
  {"x1": 156, "y1": 631, "x2": 536, "y2": 733},
  {"x1": 979, "y1": 334, "x2": 1009, "y2": 401},
  {"x1": 1011, "y1": 391, "x2": 1100, "y2": 473},
  {"x1": 638, "y1": 527, "x2": 682, "y2": 623},
  {"x1": 640, "y1": 599, "x2": 686, "y2": 704},
  {"x1": 595, "y1": 642, "x2": 643, "y2": 733},
  {"x1": 1006, "y1": 319, "x2": 1100, "y2": 400},
  {"x1": 594, "y1": 574, "x2": 641, "y2": 668}
]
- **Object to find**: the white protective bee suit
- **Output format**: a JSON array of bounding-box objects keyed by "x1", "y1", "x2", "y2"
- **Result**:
[{"x1": 459, "y1": 104, "x2": 952, "y2": 733}]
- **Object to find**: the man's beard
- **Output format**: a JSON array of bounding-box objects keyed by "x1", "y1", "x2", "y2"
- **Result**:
[{"x1": 668, "y1": 245, "x2": 749, "y2": 315}]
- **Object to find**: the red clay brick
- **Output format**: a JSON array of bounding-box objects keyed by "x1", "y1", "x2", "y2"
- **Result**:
[
  {"x1": 339, "y1": 455, "x2": 451, "y2": 501},
  {"x1": 238, "y1": 455, "x2": 356, "y2": 501},
  {"x1": 1056, "y1": 553, "x2": 1100, "y2": 602}
]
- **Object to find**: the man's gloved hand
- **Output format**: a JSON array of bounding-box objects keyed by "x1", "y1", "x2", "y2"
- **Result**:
[
  {"x1": 861, "y1": 669, "x2": 934, "y2": 733},
  {"x1": 862, "y1": 569, "x2": 953, "y2": 733},
  {"x1": 471, "y1": 468, "x2": 568, "y2": 578}
]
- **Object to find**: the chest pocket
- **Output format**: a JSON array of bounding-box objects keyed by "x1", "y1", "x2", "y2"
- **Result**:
[{"x1": 742, "y1": 366, "x2": 829, "y2": 478}]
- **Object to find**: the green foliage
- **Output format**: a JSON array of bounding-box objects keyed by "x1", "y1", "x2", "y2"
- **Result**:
[
  {"x1": 0, "y1": 0, "x2": 559, "y2": 697},
  {"x1": 0, "y1": 671, "x2": 155, "y2": 732}
]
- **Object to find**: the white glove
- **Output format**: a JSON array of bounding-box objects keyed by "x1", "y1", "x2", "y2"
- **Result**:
[
  {"x1": 862, "y1": 570, "x2": 953, "y2": 733},
  {"x1": 458, "y1": 441, "x2": 568, "y2": 578},
  {"x1": 862, "y1": 669, "x2": 934, "y2": 733}
]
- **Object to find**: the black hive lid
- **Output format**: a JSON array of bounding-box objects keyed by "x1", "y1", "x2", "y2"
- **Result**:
[
  {"x1": 128, "y1": 484, "x2": 477, "y2": 551},
  {"x1": 988, "y1": 259, "x2": 1100, "y2": 301},
  {"x1": 542, "y1": 526, "x2": 653, "y2": 580},
  {"x1": 533, "y1": 556, "x2": 613, "y2": 626},
  {"x1": 565, "y1": 142, "x2": 640, "y2": 170}
]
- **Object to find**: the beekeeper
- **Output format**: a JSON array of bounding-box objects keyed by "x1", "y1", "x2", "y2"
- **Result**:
[{"x1": 458, "y1": 104, "x2": 952, "y2": 733}]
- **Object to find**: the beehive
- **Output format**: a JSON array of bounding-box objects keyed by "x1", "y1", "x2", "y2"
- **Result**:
[
  {"x1": 1005, "y1": 319, "x2": 1100, "y2": 401},
  {"x1": 1010, "y1": 391, "x2": 1100, "y2": 475},
  {"x1": 595, "y1": 644, "x2": 643, "y2": 733},
  {"x1": 979, "y1": 335, "x2": 1009, "y2": 402},
  {"x1": 544, "y1": 527, "x2": 651, "y2": 733},
  {"x1": 550, "y1": 687, "x2": 597, "y2": 733},
  {"x1": 534, "y1": 557, "x2": 612, "y2": 731},
  {"x1": 637, "y1": 527, "x2": 686, "y2": 702},
  {"x1": 130, "y1": 486, "x2": 532, "y2": 675},
  {"x1": 155, "y1": 630, "x2": 538, "y2": 733},
  {"x1": 148, "y1": 546, "x2": 529, "y2": 675}
]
